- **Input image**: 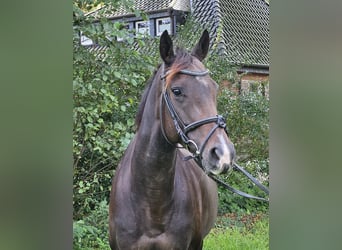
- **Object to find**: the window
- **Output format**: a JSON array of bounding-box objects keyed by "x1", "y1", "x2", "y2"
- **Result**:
[
  {"x1": 80, "y1": 32, "x2": 93, "y2": 46},
  {"x1": 136, "y1": 21, "x2": 150, "y2": 35},
  {"x1": 156, "y1": 17, "x2": 172, "y2": 36}
]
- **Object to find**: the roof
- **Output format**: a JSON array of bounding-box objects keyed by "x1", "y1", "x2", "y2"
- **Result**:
[
  {"x1": 192, "y1": 0, "x2": 269, "y2": 66},
  {"x1": 87, "y1": 0, "x2": 190, "y2": 20},
  {"x1": 86, "y1": 0, "x2": 269, "y2": 67}
]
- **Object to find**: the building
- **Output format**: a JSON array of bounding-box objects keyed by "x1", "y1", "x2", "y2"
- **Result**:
[{"x1": 84, "y1": 0, "x2": 269, "y2": 95}]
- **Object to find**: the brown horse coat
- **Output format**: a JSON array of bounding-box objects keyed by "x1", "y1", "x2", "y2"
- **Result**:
[
  {"x1": 110, "y1": 139, "x2": 217, "y2": 249},
  {"x1": 109, "y1": 30, "x2": 235, "y2": 250}
]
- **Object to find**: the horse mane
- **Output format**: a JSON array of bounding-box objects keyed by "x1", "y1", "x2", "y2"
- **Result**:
[
  {"x1": 134, "y1": 67, "x2": 158, "y2": 130},
  {"x1": 135, "y1": 48, "x2": 194, "y2": 130}
]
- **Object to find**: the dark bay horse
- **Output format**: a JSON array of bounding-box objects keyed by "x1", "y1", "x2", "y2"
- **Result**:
[{"x1": 109, "y1": 30, "x2": 235, "y2": 250}]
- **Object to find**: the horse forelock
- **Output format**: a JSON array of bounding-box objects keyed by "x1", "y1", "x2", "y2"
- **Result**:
[{"x1": 165, "y1": 48, "x2": 194, "y2": 88}]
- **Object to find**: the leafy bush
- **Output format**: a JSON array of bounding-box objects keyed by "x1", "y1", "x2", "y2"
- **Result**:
[
  {"x1": 218, "y1": 88, "x2": 269, "y2": 162},
  {"x1": 217, "y1": 159, "x2": 269, "y2": 214},
  {"x1": 217, "y1": 89, "x2": 269, "y2": 214},
  {"x1": 73, "y1": 1, "x2": 159, "y2": 219},
  {"x1": 73, "y1": 200, "x2": 109, "y2": 250}
]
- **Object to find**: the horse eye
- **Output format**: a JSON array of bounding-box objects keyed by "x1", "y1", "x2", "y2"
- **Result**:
[{"x1": 171, "y1": 88, "x2": 182, "y2": 96}]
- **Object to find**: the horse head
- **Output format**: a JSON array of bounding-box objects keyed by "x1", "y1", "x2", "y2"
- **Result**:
[{"x1": 159, "y1": 30, "x2": 236, "y2": 175}]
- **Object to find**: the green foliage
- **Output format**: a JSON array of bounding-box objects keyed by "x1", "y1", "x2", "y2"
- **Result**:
[
  {"x1": 73, "y1": 0, "x2": 158, "y2": 220},
  {"x1": 218, "y1": 88, "x2": 269, "y2": 162},
  {"x1": 217, "y1": 89, "x2": 269, "y2": 214},
  {"x1": 217, "y1": 159, "x2": 269, "y2": 214},
  {"x1": 73, "y1": 200, "x2": 109, "y2": 250}
]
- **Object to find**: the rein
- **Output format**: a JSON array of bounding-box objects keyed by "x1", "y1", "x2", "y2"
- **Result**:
[
  {"x1": 160, "y1": 64, "x2": 269, "y2": 202},
  {"x1": 209, "y1": 163, "x2": 269, "y2": 202}
]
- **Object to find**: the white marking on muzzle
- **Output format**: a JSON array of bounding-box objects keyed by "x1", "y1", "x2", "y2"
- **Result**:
[{"x1": 217, "y1": 135, "x2": 234, "y2": 169}]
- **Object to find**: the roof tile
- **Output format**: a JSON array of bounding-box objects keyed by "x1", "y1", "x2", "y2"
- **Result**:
[
  {"x1": 86, "y1": 0, "x2": 269, "y2": 66},
  {"x1": 88, "y1": 0, "x2": 190, "y2": 19},
  {"x1": 192, "y1": 0, "x2": 269, "y2": 66}
]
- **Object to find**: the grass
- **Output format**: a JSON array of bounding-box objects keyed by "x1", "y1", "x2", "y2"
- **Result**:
[{"x1": 204, "y1": 213, "x2": 269, "y2": 250}]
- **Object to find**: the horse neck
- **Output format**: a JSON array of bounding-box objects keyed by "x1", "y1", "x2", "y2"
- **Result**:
[{"x1": 131, "y1": 72, "x2": 176, "y2": 205}]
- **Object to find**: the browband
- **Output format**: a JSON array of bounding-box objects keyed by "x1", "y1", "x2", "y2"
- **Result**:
[{"x1": 161, "y1": 69, "x2": 209, "y2": 80}]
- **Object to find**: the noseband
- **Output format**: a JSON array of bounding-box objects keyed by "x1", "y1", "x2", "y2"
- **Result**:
[{"x1": 160, "y1": 64, "x2": 228, "y2": 160}]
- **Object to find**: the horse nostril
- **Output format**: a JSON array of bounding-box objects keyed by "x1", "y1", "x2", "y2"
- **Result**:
[
  {"x1": 221, "y1": 163, "x2": 230, "y2": 174},
  {"x1": 210, "y1": 147, "x2": 223, "y2": 161}
]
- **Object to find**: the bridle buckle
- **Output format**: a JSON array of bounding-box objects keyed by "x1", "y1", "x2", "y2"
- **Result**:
[{"x1": 185, "y1": 139, "x2": 200, "y2": 158}]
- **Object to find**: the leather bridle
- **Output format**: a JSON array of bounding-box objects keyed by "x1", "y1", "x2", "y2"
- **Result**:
[
  {"x1": 160, "y1": 65, "x2": 227, "y2": 160},
  {"x1": 159, "y1": 63, "x2": 269, "y2": 202}
]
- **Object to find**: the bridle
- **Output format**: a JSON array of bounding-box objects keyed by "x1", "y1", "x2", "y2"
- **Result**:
[
  {"x1": 160, "y1": 64, "x2": 227, "y2": 160},
  {"x1": 159, "y1": 63, "x2": 269, "y2": 202}
]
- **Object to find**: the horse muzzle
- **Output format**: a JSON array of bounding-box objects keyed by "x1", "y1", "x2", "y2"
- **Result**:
[{"x1": 205, "y1": 141, "x2": 236, "y2": 175}]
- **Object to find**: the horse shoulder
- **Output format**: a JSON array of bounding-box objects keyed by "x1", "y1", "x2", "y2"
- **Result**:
[{"x1": 175, "y1": 149, "x2": 218, "y2": 238}]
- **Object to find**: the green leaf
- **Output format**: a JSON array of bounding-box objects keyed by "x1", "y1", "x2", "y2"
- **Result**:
[
  {"x1": 131, "y1": 79, "x2": 137, "y2": 86},
  {"x1": 114, "y1": 22, "x2": 121, "y2": 29},
  {"x1": 114, "y1": 71, "x2": 121, "y2": 78},
  {"x1": 126, "y1": 119, "x2": 133, "y2": 127}
]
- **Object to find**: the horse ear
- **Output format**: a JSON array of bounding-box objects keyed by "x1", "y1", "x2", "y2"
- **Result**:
[
  {"x1": 191, "y1": 30, "x2": 209, "y2": 61},
  {"x1": 159, "y1": 30, "x2": 174, "y2": 64}
]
